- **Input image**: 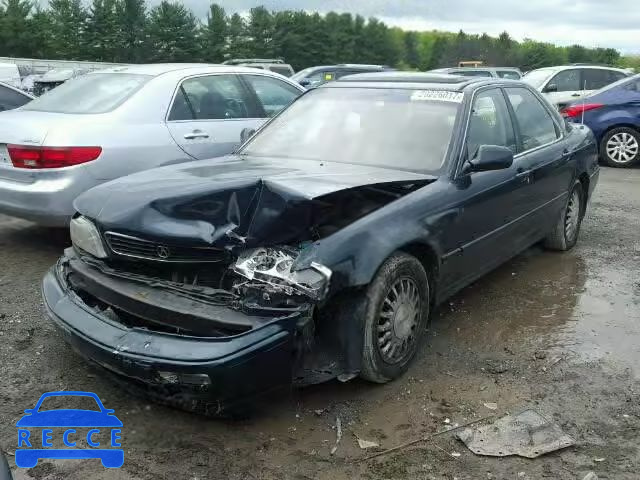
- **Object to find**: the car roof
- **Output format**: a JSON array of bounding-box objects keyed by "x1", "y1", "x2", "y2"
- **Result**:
[
  {"x1": 333, "y1": 71, "x2": 494, "y2": 91},
  {"x1": 304, "y1": 64, "x2": 389, "y2": 72},
  {"x1": 528, "y1": 65, "x2": 629, "y2": 73},
  {"x1": 90, "y1": 63, "x2": 278, "y2": 77}
]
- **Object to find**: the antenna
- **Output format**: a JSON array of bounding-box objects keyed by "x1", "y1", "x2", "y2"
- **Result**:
[{"x1": 580, "y1": 79, "x2": 587, "y2": 125}]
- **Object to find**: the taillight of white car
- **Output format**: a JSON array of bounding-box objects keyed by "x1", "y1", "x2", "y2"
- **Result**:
[{"x1": 7, "y1": 145, "x2": 102, "y2": 169}]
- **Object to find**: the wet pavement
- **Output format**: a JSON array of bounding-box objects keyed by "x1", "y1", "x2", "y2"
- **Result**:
[{"x1": 0, "y1": 166, "x2": 639, "y2": 479}]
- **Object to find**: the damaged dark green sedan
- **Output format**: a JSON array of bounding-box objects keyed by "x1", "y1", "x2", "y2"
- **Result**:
[{"x1": 43, "y1": 73, "x2": 598, "y2": 414}]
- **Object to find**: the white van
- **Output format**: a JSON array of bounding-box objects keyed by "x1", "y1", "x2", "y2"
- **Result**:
[{"x1": 0, "y1": 62, "x2": 21, "y2": 88}]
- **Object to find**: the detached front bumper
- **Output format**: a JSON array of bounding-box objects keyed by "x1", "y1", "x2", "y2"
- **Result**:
[{"x1": 42, "y1": 256, "x2": 310, "y2": 415}]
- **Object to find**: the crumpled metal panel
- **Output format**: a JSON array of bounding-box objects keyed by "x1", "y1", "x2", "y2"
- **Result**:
[
  {"x1": 73, "y1": 154, "x2": 434, "y2": 249},
  {"x1": 456, "y1": 409, "x2": 575, "y2": 459}
]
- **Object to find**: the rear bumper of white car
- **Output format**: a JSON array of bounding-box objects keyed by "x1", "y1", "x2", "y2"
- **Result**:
[{"x1": 0, "y1": 169, "x2": 97, "y2": 226}]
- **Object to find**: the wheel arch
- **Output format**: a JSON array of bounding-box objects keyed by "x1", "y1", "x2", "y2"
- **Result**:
[{"x1": 397, "y1": 241, "x2": 440, "y2": 305}]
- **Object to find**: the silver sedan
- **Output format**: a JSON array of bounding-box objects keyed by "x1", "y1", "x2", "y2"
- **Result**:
[{"x1": 0, "y1": 64, "x2": 305, "y2": 226}]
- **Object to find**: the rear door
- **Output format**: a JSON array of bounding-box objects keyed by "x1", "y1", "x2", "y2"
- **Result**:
[
  {"x1": 504, "y1": 86, "x2": 572, "y2": 235},
  {"x1": 165, "y1": 74, "x2": 263, "y2": 160}
]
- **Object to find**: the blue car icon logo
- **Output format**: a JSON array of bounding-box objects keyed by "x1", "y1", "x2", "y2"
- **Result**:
[{"x1": 16, "y1": 391, "x2": 123, "y2": 468}]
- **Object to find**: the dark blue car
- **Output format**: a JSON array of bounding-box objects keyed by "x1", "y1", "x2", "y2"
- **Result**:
[
  {"x1": 562, "y1": 73, "x2": 640, "y2": 168},
  {"x1": 15, "y1": 391, "x2": 123, "y2": 468},
  {"x1": 43, "y1": 74, "x2": 599, "y2": 416}
]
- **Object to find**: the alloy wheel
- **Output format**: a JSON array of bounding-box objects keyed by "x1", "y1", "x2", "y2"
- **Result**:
[{"x1": 606, "y1": 132, "x2": 639, "y2": 164}]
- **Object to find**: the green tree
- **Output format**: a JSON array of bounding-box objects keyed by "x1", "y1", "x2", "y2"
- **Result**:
[
  {"x1": 247, "y1": 6, "x2": 274, "y2": 58},
  {"x1": 403, "y1": 31, "x2": 421, "y2": 69},
  {"x1": 201, "y1": 3, "x2": 227, "y2": 62},
  {"x1": 323, "y1": 12, "x2": 355, "y2": 63},
  {"x1": 48, "y1": 0, "x2": 87, "y2": 59},
  {"x1": 28, "y1": 6, "x2": 53, "y2": 58},
  {"x1": 146, "y1": 0, "x2": 199, "y2": 62},
  {"x1": 567, "y1": 44, "x2": 589, "y2": 64},
  {"x1": 0, "y1": 0, "x2": 33, "y2": 57},
  {"x1": 227, "y1": 12, "x2": 249, "y2": 58},
  {"x1": 86, "y1": 0, "x2": 121, "y2": 61},
  {"x1": 116, "y1": 0, "x2": 147, "y2": 62}
]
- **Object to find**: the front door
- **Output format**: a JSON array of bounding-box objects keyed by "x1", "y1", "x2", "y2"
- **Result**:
[{"x1": 165, "y1": 74, "x2": 264, "y2": 160}]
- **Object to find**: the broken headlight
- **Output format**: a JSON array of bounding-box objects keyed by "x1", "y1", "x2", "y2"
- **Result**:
[
  {"x1": 70, "y1": 216, "x2": 107, "y2": 259},
  {"x1": 232, "y1": 247, "x2": 331, "y2": 301}
]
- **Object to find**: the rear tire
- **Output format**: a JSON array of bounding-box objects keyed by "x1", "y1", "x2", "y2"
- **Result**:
[
  {"x1": 359, "y1": 252, "x2": 430, "y2": 383},
  {"x1": 600, "y1": 127, "x2": 640, "y2": 168},
  {"x1": 544, "y1": 181, "x2": 584, "y2": 251}
]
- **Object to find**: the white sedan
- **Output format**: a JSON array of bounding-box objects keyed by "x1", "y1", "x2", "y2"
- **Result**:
[{"x1": 0, "y1": 64, "x2": 304, "y2": 226}]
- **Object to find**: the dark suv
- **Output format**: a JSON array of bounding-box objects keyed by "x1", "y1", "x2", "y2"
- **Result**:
[{"x1": 291, "y1": 64, "x2": 394, "y2": 88}]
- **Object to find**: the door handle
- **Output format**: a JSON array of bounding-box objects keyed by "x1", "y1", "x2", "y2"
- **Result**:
[
  {"x1": 183, "y1": 130, "x2": 209, "y2": 140},
  {"x1": 571, "y1": 93, "x2": 581, "y2": 97},
  {"x1": 515, "y1": 169, "x2": 531, "y2": 179}
]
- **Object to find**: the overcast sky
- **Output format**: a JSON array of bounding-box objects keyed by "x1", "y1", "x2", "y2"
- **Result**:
[{"x1": 158, "y1": 0, "x2": 639, "y2": 54}]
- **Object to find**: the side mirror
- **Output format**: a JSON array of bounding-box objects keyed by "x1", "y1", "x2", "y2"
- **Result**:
[
  {"x1": 23, "y1": 409, "x2": 33, "y2": 414},
  {"x1": 465, "y1": 145, "x2": 513, "y2": 173},
  {"x1": 298, "y1": 79, "x2": 310, "y2": 87},
  {"x1": 240, "y1": 127, "x2": 256, "y2": 144},
  {"x1": 543, "y1": 83, "x2": 558, "y2": 93}
]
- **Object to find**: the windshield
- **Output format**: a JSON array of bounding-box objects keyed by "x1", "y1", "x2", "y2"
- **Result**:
[
  {"x1": 22, "y1": 73, "x2": 151, "y2": 114},
  {"x1": 522, "y1": 69, "x2": 554, "y2": 88},
  {"x1": 242, "y1": 87, "x2": 460, "y2": 172}
]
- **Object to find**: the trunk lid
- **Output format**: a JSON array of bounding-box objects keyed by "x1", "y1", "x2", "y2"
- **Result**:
[{"x1": 0, "y1": 110, "x2": 76, "y2": 181}]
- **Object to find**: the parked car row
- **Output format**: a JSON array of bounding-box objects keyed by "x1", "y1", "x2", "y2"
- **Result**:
[
  {"x1": 0, "y1": 61, "x2": 637, "y2": 414},
  {"x1": 430, "y1": 66, "x2": 523, "y2": 80}
]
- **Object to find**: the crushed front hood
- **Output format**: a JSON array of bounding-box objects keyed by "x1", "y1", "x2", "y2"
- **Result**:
[{"x1": 74, "y1": 155, "x2": 435, "y2": 248}]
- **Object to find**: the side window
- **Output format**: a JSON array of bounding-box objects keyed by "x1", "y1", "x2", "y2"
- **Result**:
[
  {"x1": 506, "y1": 87, "x2": 560, "y2": 152},
  {"x1": 548, "y1": 69, "x2": 580, "y2": 92},
  {"x1": 623, "y1": 80, "x2": 640, "y2": 92},
  {"x1": 0, "y1": 85, "x2": 30, "y2": 111},
  {"x1": 466, "y1": 89, "x2": 516, "y2": 158},
  {"x1": 610, "y1": 71, "x2": 627, "y2": 83},
  {"x1": 269, "y1": 66, "x2": 293, "y2": 77},
  {"x1": 497, "y1": 70, "x2": 521, "y2": 80},
  {"x1": 243, "y1": 75, "x2": 300, "y2": 117},
  {"x1": 168, "y1": 75, "x2": 254, "y2": 121},
  {"x1": 584, "y1": 69, "x2": 615, "y2": 90},
  {"x1": 457, "y1": 70, "x2": 492, "y2": 77}
]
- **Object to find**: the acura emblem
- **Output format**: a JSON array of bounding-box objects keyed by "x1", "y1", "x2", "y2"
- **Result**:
[{"x1": 156, "y1": 245, "x2": 171, "y2": 259}]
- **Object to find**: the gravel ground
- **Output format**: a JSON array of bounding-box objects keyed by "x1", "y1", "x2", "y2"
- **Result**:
[{"x1": 1, "y1": 166, "x2": 639, "y2": 480}]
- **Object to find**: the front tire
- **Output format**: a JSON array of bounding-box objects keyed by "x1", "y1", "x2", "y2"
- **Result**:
[
  {"x1": 544, "y1": 181, "x2": 584, "y2": 251},
  {"x1": 600, "y1": 127, "x2": 640, "y2": 168},
  {"x1": 359, "y1": 252, "x2": 430, "y2": 383}
]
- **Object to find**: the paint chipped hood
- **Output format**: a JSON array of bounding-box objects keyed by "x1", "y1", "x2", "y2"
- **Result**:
[{"x1": 74, "y1": 155, "x2": 436, "y2": 248}]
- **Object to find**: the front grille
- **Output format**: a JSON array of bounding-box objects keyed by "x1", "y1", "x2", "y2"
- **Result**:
[{"x1": 105, "y1": 231, "x2": 226, "y2": 263}]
